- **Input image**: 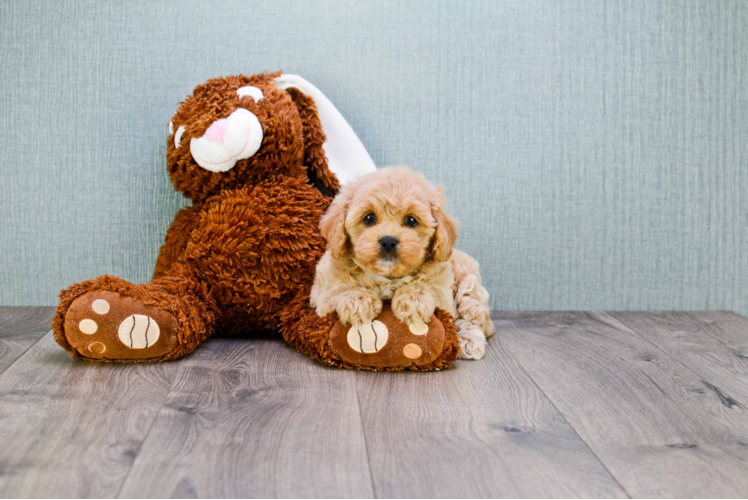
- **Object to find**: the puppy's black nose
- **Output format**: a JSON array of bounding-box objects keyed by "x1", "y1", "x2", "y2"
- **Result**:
[{"x1": 379, "y1": 236, "x2": 399, "y2": 254}]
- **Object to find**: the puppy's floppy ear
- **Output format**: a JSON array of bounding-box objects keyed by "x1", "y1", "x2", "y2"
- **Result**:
[
  {"x1": 319, "y1": 184, "x2": 355, "y2": 258},
  {"x1": 430, "y1": 185, "x2": 459, "y2": 262}
]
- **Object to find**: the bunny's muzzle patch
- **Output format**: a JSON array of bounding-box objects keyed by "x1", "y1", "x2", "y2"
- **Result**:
[{"x1": 189, "y1": 108, "x2": 264, "y2": 172}]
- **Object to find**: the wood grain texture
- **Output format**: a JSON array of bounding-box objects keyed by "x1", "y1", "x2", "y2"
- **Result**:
[
  {"x1": 4, "y1": 308, "x2": 748, "y2": 498},
  {"x1": 0, "y1": 306, "x2": 55, "y2": 374},
  {"x1": 0, "y1": 331, "x2": 176, "y2": 498},
  {"x1": 118, "y1": 335, "x2": 373, "y2": 498},
  {"x1": 355, "y1": 331, "x2": 627, "y2": 498},
  {"x1": 611, "y1": 312, "x2": 748, "y2": 407},
  {"x1": 494, "y1": 311, "x2": 748, "y2": 498}
]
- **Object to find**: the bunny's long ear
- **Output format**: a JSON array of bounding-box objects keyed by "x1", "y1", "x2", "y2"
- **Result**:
[
  {"x1": 275, "y1": 74, "x2": 376, "y2": 187},
  {"x1": 283, "y1": 87, "x2": 341, "y2": 195}
]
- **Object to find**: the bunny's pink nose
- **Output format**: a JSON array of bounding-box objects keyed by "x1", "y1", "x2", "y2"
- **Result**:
[{"x1": 204, "y1": 119, "x2": 229, "y2": 143}]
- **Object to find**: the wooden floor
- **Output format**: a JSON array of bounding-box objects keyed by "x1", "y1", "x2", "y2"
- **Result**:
[{"x1": 1, "y1": 308, "x2": 748, "y2": 498}]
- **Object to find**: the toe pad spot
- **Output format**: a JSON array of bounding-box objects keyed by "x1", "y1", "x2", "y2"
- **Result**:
[
  {"x1": 79, "y1": 319, "x2": 98, "y2": 334},
  {"x1": 403, "y1": 343, "x2": 422, "y2": 359},
  {"x1": 89, "y1": 342, "x2": 106, "y2": 355},
  {"x1": 91, "y1": 299, "x2": 110, "y2": 315},
  {"x1": 409, "y1": 321, "x2": 428, "y2": 336}
]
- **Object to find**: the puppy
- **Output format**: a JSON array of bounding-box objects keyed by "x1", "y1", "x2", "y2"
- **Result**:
[{"x1": 310, "y1": 167, "x2": 494, "y2": 359}]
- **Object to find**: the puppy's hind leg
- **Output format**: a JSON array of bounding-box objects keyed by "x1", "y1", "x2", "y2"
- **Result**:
[{"x1": 451, "y1": 250, "x2": 494, "y2": 360}]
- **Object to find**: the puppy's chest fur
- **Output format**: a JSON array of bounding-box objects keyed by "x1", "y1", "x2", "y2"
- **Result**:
[
  {"x1": 311, "y1": 252, "x2": 457, "y2": 318},
  {"x1": 362, "y1": 273, "x2": 414, "y2": 300},
  {"x1": 360, "y1": 260, "x2": 456, "y2": 315}
]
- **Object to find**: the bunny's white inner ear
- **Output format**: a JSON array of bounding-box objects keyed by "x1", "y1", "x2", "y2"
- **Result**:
[{"x1": 274, "y1": 74, "x2": 376, "y2": 185}]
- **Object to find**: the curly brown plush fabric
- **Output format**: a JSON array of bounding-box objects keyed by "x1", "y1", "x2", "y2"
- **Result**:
[{"x1": 52, "y1": 71, "x2": 460, "y2": 370}]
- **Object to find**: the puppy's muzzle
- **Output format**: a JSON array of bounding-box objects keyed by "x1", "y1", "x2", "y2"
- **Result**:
[{"x1": 379, "y1": 236, "x2": 399, "y2": 256}]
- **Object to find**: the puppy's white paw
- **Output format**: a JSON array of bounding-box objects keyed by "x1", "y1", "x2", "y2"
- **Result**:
[
  {"x1": 457, "y1": 324, "x2": 487, "y2": 360},
  {"x1": 336, "y1": 290, "x2": 383, "y2": 326}
]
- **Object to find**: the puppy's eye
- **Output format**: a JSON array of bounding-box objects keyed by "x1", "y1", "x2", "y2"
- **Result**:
[
  {"x1": 363, "y1": 213, "x2": 377, "y2": 226},
  {"x1": 404, "y1": 216, "x2": 418, "y2": 228}
]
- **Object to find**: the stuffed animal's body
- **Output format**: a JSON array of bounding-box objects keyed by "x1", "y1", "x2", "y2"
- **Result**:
[{"x1": 53, "y1": 71, "x2": 460, "y2": 370}]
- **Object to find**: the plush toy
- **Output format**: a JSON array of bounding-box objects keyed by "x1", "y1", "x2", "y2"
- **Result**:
[{"x1": 53, "y1": 71, "x2": 460, "y2": 370}]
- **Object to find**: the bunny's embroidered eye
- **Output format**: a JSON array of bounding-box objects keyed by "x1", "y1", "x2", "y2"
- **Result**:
[
  {"x1": 174, "y1": 126, "x2": 185, "y2": 149},
  {"x1": 404, "y1": 216, "x2": 418, "y2": 228},
  {"x1": 363, "y1": 213, "x2": 377, "y2": 226},
  {"x1": 236, "y1": 86, "x2": 264, "y2": 101}
]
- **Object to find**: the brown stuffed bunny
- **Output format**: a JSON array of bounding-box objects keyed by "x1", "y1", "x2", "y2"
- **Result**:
[{"x1": 52, "y1": 71, "x2": 459, "y2": 370}]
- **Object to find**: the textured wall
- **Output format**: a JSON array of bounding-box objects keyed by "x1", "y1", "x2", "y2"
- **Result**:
[{"x1": 1, "y1": 0, "x2": 746, "y2": 314}]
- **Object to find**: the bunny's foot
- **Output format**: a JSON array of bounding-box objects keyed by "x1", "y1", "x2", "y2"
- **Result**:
[{"x1": 54, "y1": 276, "x2": 215, "y2": 362}]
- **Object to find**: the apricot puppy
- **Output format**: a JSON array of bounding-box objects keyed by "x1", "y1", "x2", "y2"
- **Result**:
[{"x1": 311, "y1": 167, "x2": 494, "y2": 359}]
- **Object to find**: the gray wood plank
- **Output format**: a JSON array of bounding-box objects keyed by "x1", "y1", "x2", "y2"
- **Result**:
[
  {"x1": 0, "y1": 306, "x2": 55, "y2": 375},
  {"x1": 118, "y1": 334, "x2": 374, "y2": 499},
  {"x1": 690, "y1": 311, "x2": 748, "y2": 359},
  {"x1": 355, "y1": 329, "x2": 628, "y2": 498},
  {"x1": 0, "y1": 331, "x2": 176, "y2": 498},
  {"x1": 494, "y1": 311, "x2": 748, "y2": 498},
  {"x1": 611, "y1": 311, "x2": 748, "y2": 407}
]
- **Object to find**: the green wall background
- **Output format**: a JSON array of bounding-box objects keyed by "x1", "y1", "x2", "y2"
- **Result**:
[{"x1": 1, "y1": 0, "x2": 746, "y2": 315}]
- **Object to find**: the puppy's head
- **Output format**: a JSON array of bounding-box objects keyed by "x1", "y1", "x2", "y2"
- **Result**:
[{"x1": 320, "y1": 167, "x2": 458, "y2": 278}]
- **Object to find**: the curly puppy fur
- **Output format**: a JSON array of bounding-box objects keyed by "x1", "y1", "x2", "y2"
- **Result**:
[{"x1": 311, "y1": 167, "x2": 494, "y2": 359}]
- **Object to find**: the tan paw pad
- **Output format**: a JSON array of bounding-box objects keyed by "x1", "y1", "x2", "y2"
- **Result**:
[
  {"x1": 64, "y1": 290, "x2": 180, "y2": 361},
  {"x1": 347, "y1": 320, "x2": 388, "y2": 353},
  {"x1": 328, "y1": 304, "x2": 448, "y2": 369},
  {"x1": 118, "y1": 314, "x2": 160, "y2": 349}
]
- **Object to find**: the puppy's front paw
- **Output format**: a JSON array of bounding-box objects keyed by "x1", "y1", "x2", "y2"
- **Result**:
[
  {"x1": 392, "y1": 286, "x2": 436, "y2": 325},
  {"x1": 336, "y1": 290, "x2": 383, "y2": 326},
  {"x1": 456, "y1": 322, "x2": 487, "y2": 360}
]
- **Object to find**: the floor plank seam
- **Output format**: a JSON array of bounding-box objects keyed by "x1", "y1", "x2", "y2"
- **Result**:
[
  {"x1": 0, "y1": 328, "x2": 54, "y2": 378},
  {"x1": 492, "y1": 321, "x2": 633, "y2": 499},
  {"x1": 354, "y1": 374, "x2": 378, "y2": 499},
  {"x1": 113, "y1": 364, "x2": 183, "y2": 498},
  {"x1": 600, "y1": 312, "x2": 748, "y2": 409}
]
